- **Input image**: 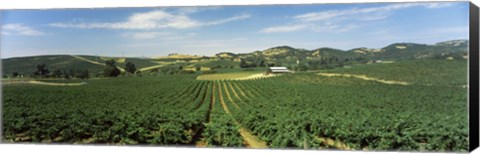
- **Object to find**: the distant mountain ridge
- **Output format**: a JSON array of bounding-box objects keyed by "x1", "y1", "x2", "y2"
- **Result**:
[{"x1": 229, "y1": 39, "x2": 468, "y2": 60}]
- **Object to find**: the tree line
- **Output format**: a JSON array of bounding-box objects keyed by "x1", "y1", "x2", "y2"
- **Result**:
[
  {"x1": 10, "y1": 59, "x2": 138, "y2": 79},
  {"x1": 238, "y1": 55, "x2": 369, "y2": 71}
]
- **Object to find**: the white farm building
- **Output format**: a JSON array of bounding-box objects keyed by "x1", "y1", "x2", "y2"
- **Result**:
[{"x1": 266, "y1": 67, "x2": 291, "y2": 75}]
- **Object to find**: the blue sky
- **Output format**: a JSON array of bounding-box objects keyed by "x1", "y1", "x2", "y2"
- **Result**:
[{"x1": 0, "y1": 2, "x2": 469, "y2": 58}]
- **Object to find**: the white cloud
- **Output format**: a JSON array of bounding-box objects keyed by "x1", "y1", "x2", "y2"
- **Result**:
[
  {"x1": 204, "y1": 14, "x2": 251, "y2": 26},
  {"x1": 294, "y1": 2, "x2": 453, "y2": 22},
  {"x1": 177, "y1": 7, "x2": 202, "y2": 14},
  {"x1": 261, "y1": 22, "x2": 360, "y2": 33},
  {"x1": 50, "y1": 10, "x2": 250, "y2": 30},
  {"x1": 424, "y1": 3, "x2": 454, "y2": 9},
  {"x1": 1, "y1": 23, "x2": 44, "y2": 36},
  {"x1": 0, "y1": 31, "x2": 11, "y2": 35},
  {"x1": 261, "y1": 2, "x2": 455, "y2": 33},
  {"x1": 294, "y1": 10, "x2": 347, "y2": 22},
  {"x1": 260, "y1": 24, "x2": 308, "y2": 33},
  {"x1": 122, "y1": 32, "x2": 170, "y2": 39},
  {"x1": 357, "y1": 13, "x2": 390, "y2": 21},
  {"x1": 51, "y1": 10, "x2": 199, "y2": 29}
]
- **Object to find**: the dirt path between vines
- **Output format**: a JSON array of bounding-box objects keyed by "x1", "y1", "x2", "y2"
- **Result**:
[
  {"x1": 138, "y1": 64, "x2": 165, "y2": 72},
  {"x1": 208, "y1": 82, "x2": 215, "y2": 122},
  {"x1": 198, "y1": 81, "x2": 350, "y2": 150},
  {"x1": 195, "y1": 82, "x2": 216, "y2": 147},
  {"x1": 231, "y1": 82, "x2": 248, "y2": 98},
  {"x1": 318, "y1": 73, "x2": 411, "y2": 85},
  {"x1": 3, "y1": 80, "x2": 86, "y2": 86},
  {"x1": 228, "y1": 82, "x2": 351, "y2": 150},
  {"x1": 71, "y1": 55, "x2": 125, "y2": 72},
  {"x1": 227, "y1": 83, "x2": 243, "y2": 101},
  {"x1": 222, "y1": 82, "x2": 239, "y2": 109},
  {"x1": 234, "y1": 73, "x2": 278, "y2": 80},
  {"x1": 193, "y1": 82, "x2": 209, "y2": 110},
  {"x1": 218, "y1": 83, "x2": 231, "y2": 114},
  {"x1": 71, "y1": 55, "x2": 105, "y2": 66},
  {"x1": 314, "y1": 137, "x2": 352, "y2": 150},
  {"x1": 217, "y1": 82, "x2": 267, "y2": 148}
]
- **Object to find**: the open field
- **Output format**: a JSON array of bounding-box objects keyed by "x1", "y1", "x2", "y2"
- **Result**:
[{"x1": 1, "y1": 59, "x2": 469, "y2": 152}]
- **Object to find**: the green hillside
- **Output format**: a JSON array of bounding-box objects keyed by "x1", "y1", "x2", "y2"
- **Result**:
[
  {"x1": 2, "y1": 55, "x2": 105, "y2": 76},
  {"x1": 372, "y1": 42, "x2": 467, "y2": 60},
  {"x1": 194, "y1": 59, "x2": 240, "y2": 68},
  {"x1": 312, "y1": 47, "x2": 355, "y2": 59},
  {"x1": 235, "y1": 40, "x2": 468, "y2": 68},
  {"x1": 2, "y1": 55, "x2": 160, "y2": 77},
  {"x1": 75, "y1": 55, "x2": 159, "y2": 68}
]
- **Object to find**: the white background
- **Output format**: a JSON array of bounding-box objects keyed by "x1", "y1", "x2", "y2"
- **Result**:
[{"x1": 0, "y1": 0, "x2": 479, "y2": 154}]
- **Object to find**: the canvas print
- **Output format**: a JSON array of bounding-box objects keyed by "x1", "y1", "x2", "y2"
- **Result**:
[{"x1": 0, "y1": 1, "x2": 471, "y2": 152}]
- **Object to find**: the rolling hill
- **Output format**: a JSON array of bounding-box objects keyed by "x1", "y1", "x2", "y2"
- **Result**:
[
  {"x1": 236, "y1": 39, "x2": 467, "y2": 61},
  {"x1": 2, "y1": 55, "x2": 159, "y2": 77},
  {"x1": 232, "y1": 39, "x2": 467, "y2": 68}
]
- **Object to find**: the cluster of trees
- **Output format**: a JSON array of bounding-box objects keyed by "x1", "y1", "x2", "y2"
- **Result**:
[
  {"x1": 103, "y1": 60, "x2": 121, "y2": 77},
  {"x1": 33, "y1": 64, "x2": 50, "y2": 77},
  {"x1": 292, "y1": 57, "x2": 353, "y2": 71},
  {"x1": 239, "y1": 56, "x2": 275, "y2": 68},
  {"x1": 431, "y1": 52, "x2": 467, "y2": 60},
  {"x1": 239, "y1": 55, "x2": 367, "y2": 71},
  {"x1": 60, "y1": 69, "x2": 90, "y2": 79},
  {"x1": 148, "y1": 66, "x2": 196, "y2": 75},
  {"x1": 10, "y1": 59, "x2": 139, "y2": 79},
  {"x1": 210, "y1": 65, "x2": 235, "y2": 69},
  {"x1": 103, "y1": 60, "x2": 138, "y2": 77},
  {"x1": 27, "y1": 64, "x2": 91, "y2": 79}
]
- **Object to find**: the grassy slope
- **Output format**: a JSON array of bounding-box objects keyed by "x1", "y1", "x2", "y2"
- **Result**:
[
  {"x1": 2, "y1": 55, "x2": 105, "y2": 76},
  {"x1": 122, "y1": 58, "x2": 159, "y2": 69},
  {"x1": 194, "y1": 59, "x2": 239, "y2": 68},
  {"x1": 77, "y1": 56, "x2": 159, "y2": 69},
  {"x1": 2, "y1": 55, "x2": 160, "y2": 76}
]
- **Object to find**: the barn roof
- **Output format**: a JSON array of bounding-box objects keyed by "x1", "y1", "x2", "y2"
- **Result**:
[
  {"x1": 269, "y1": 67, "x2": 288, "y2": 70},
  {"x1": 269, "y1": 67, "x2": 290, "y2": 73}
]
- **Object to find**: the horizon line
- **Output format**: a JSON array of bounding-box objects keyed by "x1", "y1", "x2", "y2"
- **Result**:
[{"x1": 1, "y1": 39, "x2": 468, "y2": 59}]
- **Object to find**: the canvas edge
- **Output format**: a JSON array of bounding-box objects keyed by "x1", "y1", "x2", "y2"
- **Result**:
[{"x1": 469, "y1": 1, "x2": 480, "y2": 152}]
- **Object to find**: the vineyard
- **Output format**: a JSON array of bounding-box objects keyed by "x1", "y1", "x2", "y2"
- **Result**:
[{"x1": 1, "y1": 60, "x2": 469, "y2": 152}]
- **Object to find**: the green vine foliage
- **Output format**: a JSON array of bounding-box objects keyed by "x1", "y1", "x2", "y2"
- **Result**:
[{"x1": 2, "y1": 59, "x2": 469, "y2": 152}]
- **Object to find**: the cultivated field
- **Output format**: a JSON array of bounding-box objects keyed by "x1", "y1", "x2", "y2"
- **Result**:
[
  {"x1": 1, "y1": 59, "x2": 468, "y2": 152},
  {"x1": 196, "y1": 72, "x2": 262, "y2": 80},
  {"x1": 197, "y1": 72, "x2": 279, "y2": 81}
]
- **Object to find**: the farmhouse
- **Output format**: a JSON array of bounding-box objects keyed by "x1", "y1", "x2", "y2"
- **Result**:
[{"x1": 266, "y1": 67, "x2": 291, "y2": 75}]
